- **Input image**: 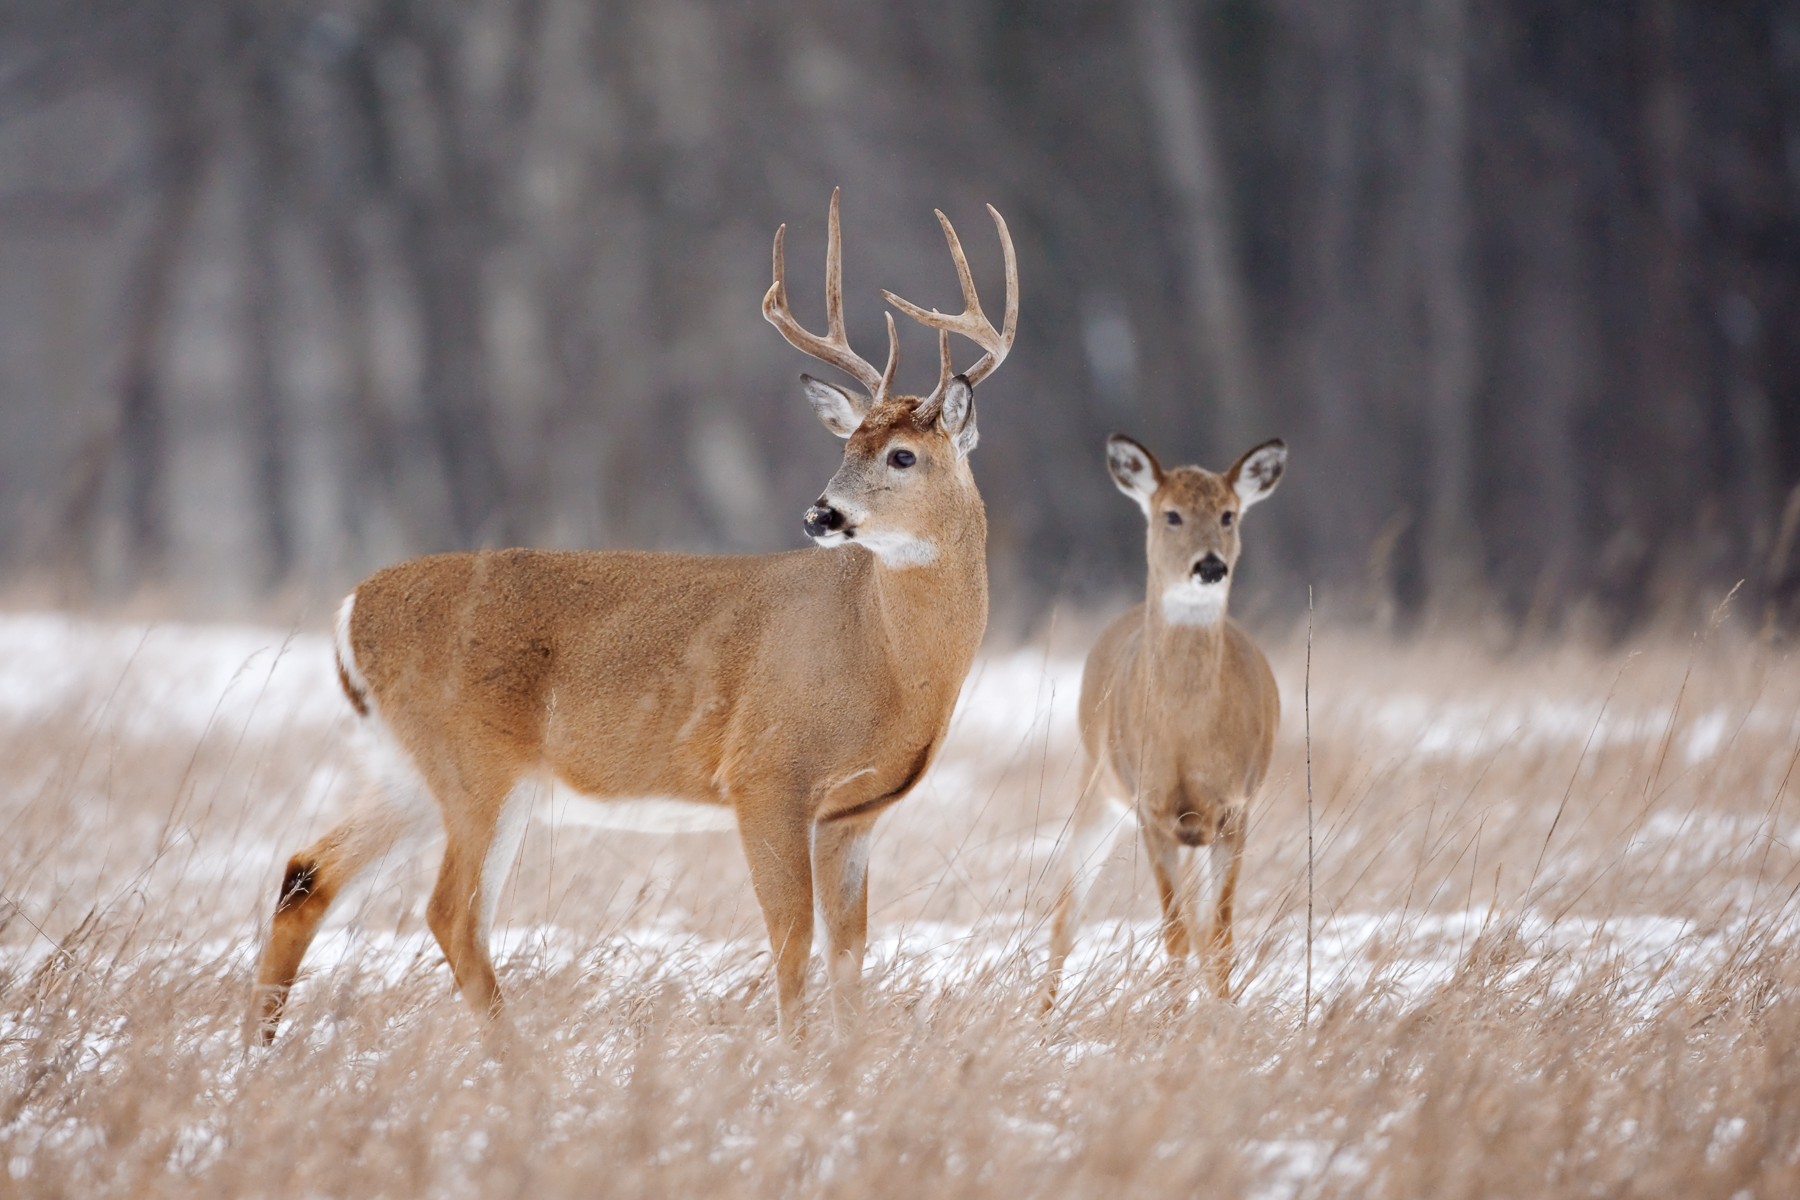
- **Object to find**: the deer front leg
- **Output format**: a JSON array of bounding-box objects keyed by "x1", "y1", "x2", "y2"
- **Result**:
[
  {"x1": 1200, "y1": 809, "x2": 1245, "y2": 1000},
  {"x1": 424, "y1": 784, "x2": 531, "y2": 1028},
  {"x1": 811, "y1": 815, "x2": 875, "y2": 1036},
  {"x1": 738, "y1": 808, "x2": 816, "y2": 1042},
  {"x1": 1142, "y1": 822, "x2": 1193, "y2": 961}
]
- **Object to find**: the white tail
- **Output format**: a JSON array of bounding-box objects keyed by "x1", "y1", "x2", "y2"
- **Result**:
[
  {"x1": 249, "y1": 191, "x2": 1018, "y2": 1044},
  {"x1": 1045, "y1": 433, "x2": 1286, "y2": 1006}
]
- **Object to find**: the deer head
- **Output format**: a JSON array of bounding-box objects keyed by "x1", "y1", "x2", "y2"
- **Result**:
[
  {"x1": 1106, "y1": 434, "x2": 1287, "y2": 626},
  {"x1": 764, "y1": 190, "x2": 1017, "y2": 568}
]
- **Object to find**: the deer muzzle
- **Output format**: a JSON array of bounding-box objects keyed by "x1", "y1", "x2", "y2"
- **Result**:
[{"x1": 804, "y1": 501, "x2": 847, "y2": 539}]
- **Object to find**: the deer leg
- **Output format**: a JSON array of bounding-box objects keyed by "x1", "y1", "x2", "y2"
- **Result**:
[
  {"x1": 1044, "y1": 789, "x2": 1130, "y2": 1010},
  {"x1": 424, "y1": 783, "x2": 530, "y2": 1025},
  {"x1": 738, "y1": 809, "x2": 816, "y2": 1042},
  {"x1": 1142, "y1": 824, "x2": 1192, "y2": 961},
  {"x1": 812, "y1": 816, "x2": 875, "y2": 1035},
  {"x1": 248, "y1": 795, "x2": 433, "y2": 1045},
  {"x1": 1201, "y1": 812, "x2": 1245, "y2": 1000}
]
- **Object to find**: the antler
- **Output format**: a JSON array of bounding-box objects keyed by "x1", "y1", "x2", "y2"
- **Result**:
[
  {"x1": 763, "y1": 188, "x2": 898, "y2": 412},
  {"x1": 882, "y1": 204, "x2": 1018, "y2": 405}
]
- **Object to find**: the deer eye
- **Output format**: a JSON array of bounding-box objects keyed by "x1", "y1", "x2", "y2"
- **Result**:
[
  {"x1": 889, "y1": 449, "x2": 916, "y2": 468},
  {"x1": 1221, "y1": 511, "x2": 1235, "y2": 527},
  {"x1": 1164, "y1": 511, "x2": 1182, "y2": 525}
]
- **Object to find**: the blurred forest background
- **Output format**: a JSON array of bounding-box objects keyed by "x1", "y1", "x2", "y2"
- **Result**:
[{"x1": 0, "y1": 0, "x2": 1797, "y2": 636}]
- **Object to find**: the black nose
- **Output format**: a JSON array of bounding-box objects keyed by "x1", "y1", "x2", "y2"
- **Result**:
[
  {"x1": 804, "y1": 502, "x2": 845, "y2": 538},
  {"x1": 1175, "y1": 812, "x2": 1210, "y2": 847},
  {"x1": 1194, "y1": 553, "x2": 1228, "y2": 584}
]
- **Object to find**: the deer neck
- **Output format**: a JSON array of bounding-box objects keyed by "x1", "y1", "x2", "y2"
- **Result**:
[
  {"x1": 1142, "y1": 576, "x2": 1229, "y2": 690},
  {"x1": 864, "y1": 494, "x2": 989, "y2": 698}
]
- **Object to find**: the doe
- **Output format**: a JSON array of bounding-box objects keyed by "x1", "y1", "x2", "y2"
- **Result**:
[{"x1": 1044, "y1": 432, "x2": 1286, "y2": 1006}]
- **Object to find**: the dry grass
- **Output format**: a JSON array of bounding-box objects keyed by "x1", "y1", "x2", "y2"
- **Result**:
[{"x1": 2, "y1": 610, "x2": 1798, "y2": 1198}]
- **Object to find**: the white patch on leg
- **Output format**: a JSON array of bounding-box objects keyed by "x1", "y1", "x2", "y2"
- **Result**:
[
  {"x1": 1160, "y1": 579, "x2": 1229, "y2": 626},
  {"x1": 479, "y1": 782, "x2": 535, "y2": 943},
  {"x1": 1202, "y1": 836, "x2": 1231, "y2": 945},
  {"x1": 1176, "y1": 840, "x2": 1227, "y2": 951},
  {"x1": 815, "y1": 826, "x2": 874, "y2": 968},
  {"x1": 836, "y1": 830, "x2": 872, "y2": 914}
]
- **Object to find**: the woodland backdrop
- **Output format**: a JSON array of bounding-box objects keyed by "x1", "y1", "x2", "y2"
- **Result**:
[{"x1": 0, "y1": 0, "x2": 1796, "y2": 634}]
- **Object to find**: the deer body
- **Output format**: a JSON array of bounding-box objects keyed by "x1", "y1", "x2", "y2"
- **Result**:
[
  {"x1": 1080, "y1": 604, "x2": 1279, "y2": 844},
  {"x1": 1046, "y1": 434, "x2": 1286, "y2": 1005},
  {"x1": 343, "y1": 541, "x2": 985, "y2": 830},
  {"x1": 250, "y1": 192, "x2": 1015, "y2": 1043}
]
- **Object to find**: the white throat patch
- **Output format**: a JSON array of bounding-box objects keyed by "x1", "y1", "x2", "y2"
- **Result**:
[
  {"x1": 814, "y1": 526, "x2": 938, "y2": 568},
  {"x1": 1160, "y1": 579, "x2": 1229, "y2": 627},
  {"x1": 854, "y1": 529, "x2": 938, "y2": 568}
]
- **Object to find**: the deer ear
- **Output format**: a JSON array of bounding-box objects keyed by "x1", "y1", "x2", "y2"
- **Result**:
[
  {"x1": 1106, "y1": 434, "x2": 1162, "y2": 517},
  {"x1": 802, "y1": 375, "x2": 863, "y2": 438},
  {"x1": 1226, "y1": 438, "x2": 1287, "y2": 510},
  {"x1": 936, "y1": 375, "x2": 977, "y2": 458}
]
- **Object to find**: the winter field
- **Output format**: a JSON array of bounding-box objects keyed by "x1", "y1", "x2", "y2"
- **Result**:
[{"x1": 1, "y1": 606, "x2": 1798, "y2": 1197}]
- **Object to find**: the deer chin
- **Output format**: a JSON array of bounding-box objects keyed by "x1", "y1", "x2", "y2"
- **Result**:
[
  {"x1": 1160, "y1": 578, "x2": 1229, "y2": 627},
  {"x1": 809, "y1": 529, "x2": 853, "y2": 549}
]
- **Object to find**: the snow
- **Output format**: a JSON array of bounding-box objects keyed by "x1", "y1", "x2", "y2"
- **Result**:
[
  {"x1": 1, "y1": 610, "x2": 1793, "y2": 1060},
  {"x1": 3, "y1": 609, "x2": 1798, "y2": 1197},
  {"x1": 0, "y1": 611, "x2": 342, "y2": 744},
  {"x1": 1, "y1": 611, "x2": 1789, "y2": 994}
]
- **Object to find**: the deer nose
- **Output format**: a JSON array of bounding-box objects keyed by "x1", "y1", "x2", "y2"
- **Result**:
[
  {"x1": 1194, "y1": 553, "x2": 1228, "y2": 585},
  {"x1": 804, "y1": 501, "x2": 846, "y2": 538},
  {"x1": 1175, "y1": 811, "x2": 1211, "y2": 847}
]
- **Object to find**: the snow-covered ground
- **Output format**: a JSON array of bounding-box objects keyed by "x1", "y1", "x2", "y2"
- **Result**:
[
  {"x1": 2, "y1": 611, "x2": 1791, "y2": 1020},
  {"x1": 3, "y1": 611, "x2": 1797, "y2": 1197}
]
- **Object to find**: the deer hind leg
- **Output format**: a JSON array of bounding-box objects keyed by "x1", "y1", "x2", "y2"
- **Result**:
[
  {"x1": 812, "y1": 815, "x2": 875, "y2": 1035},
  {"x1": 1044, "y1": 786, "x2": 1131, "y2": 1010},
  {"x1": 424, "y1": 778, "x2": 532, "y2": 1024},
  {"x1": 248, "y1": 794, "x2": 434, "y2": 1045},
  {"x1": 737, "y1": 809, "x2": 815, "y2": 1042}
]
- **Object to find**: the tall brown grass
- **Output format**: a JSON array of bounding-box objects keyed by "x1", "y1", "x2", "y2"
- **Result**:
[{"x1": 1, "y1": 612, "x2": 1796, "y2": 1198}]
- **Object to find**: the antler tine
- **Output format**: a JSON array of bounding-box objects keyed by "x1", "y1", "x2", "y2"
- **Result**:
[
  {"x1": 825, "y1": 187, "x2": 845, "y2": 342},
  {"x1": 934, "y1": 328, "x2": 952, "y2": 402},
  {"x1": 763, "y1": 188, "x2": 889, "y2": 406},
  {"x1": 882, "y1": 203, "x2": 1019, "y2": 401},
  {"x1": 987, "y1": 204, "x2": 1020, "y2": 368},
  {"x1": 879, "y1": 312, "x2": 900, "y2": 402}
]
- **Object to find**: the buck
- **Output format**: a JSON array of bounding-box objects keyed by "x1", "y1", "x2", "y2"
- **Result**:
[
  {"x1": 1043, "y1": 433, "x2": 1286, "y2": 1006},
  {"x1": 248, "y1": 191, "x2": 1016, "y2": 1043}
]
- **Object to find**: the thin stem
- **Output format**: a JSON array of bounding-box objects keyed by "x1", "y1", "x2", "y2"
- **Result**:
[{"x1": 1304, "y1": 584, "x2": 1315, "y2": 1033}]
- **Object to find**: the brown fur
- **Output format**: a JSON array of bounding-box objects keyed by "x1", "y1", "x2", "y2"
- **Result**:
[{"x1": 1045, "y1": 436, "x2": 1286, "y2": 1006}]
